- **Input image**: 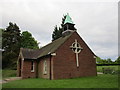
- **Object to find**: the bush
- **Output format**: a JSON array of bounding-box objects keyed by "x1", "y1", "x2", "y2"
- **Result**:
[
  {"x1": 112, "y1": 70, "x2": 120, "y2": 75},
  {"x1": 102, "y1": 67, "x2": 120, "y2": 75},
  {"x1": 102, "y1": 68, "x2": 114, "y2": 74},
  {"x1": 2, "y1": 69, "x2": 16, "y2": 78}
]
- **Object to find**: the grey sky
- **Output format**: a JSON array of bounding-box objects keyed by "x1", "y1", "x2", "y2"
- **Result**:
[{"x1": 0, "y1": 0, "x2": 118, "y2": 60}]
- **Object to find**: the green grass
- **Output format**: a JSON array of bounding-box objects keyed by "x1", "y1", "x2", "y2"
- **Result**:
[
  {"x1": 97, "y1": 66, "x2": 119, "y2": 72},
  {"x1": 0, "y1": 69, "x2": 2, "y2": 77},
  {"x1": 2, "y1": 66, "x2": 119, "y2": 88},
  {"x1": 2, "y1": 69, "x2": 16, "y2": 79},
  {"x1": 2, "y1": 74, "x2": 118, "y2": 88},
  {"x1": 2, "y1": 66, "x2": 118, "y2": 78}
]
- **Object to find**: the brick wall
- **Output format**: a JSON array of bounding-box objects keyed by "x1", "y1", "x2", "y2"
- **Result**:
[
  {"x1": 52, "y1": 32, "x2": 97, "y2": 79},
  {"x1": 17, "y1": 31, "x2": 97, "y2": 80},
  {"x1": 21, "y1": 60, "x2": 37, "y2": 79},
  {"x1": 38, "y1": 57, "x2": 50, "y2": 79}
]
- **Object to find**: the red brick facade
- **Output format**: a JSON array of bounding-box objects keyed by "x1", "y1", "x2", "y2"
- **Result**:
[
  {"x1": 38, "y1": 57, "x2": 50, "y2": 79},
  {"x1": 52, "y1": 32, "x2": 97, "y2": 79},
  {"x1": 17, "y1": 59, "x2": 37, "y2": 78},
  {"x1": 17, "y1": 31, "x2": 97, "y2": 79}
]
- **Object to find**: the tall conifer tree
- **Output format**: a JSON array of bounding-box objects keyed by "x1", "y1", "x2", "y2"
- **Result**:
[
  {"x1": 52, "y1": 15, "x2": 66, "y2": 41},
  {"x1": 2, "y1": 22, "x2": 21, "y2": 69}
]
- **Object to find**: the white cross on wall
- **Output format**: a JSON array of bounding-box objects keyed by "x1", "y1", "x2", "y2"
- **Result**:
[{"x1": 70, "y1": 39, "x2": 83, "y2": 67}]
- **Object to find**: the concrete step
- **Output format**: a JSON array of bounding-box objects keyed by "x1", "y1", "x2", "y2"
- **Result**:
[{"x1": 1, "y1": 77, "x2": 22, "y2": 84}]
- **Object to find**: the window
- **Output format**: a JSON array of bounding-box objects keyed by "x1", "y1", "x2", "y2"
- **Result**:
[
  {"x1": 70, "y1": 39, "x2": 83, "y2": 67},
  {"x1": 70, "y1": 39, "x2": 83, "y2": 53},
  {"x1": 43, "y1": 60, "x2": 47, "y2": 74},
  {"x1": 31, "y1": 61, "x2": 34, "y2": 72}
]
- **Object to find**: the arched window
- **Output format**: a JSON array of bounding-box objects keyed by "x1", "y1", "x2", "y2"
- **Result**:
[
  {"x1": 31, "y1": 60, "x2": 34, "y2": 72},
  {"x1": 43, "y1": 60, "x2": 47, "y2": 74},
  {"x1": 70, "y1": 39, "x2": 83, "y2": 53},
  {"x1": 70, "y1": 39, "x2": 83, "y2": 67}
]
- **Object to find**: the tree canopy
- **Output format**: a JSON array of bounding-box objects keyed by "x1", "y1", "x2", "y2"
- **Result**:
[
  {"x1": 96, "y1": 56, "x2": 120, "y2": 64},
  {"x1": 2, "y1": 22, "x2": 39, "y2": 69},
  {"x1": 21, "y1": 31, "x2": 39, "y2": 49},
  {"x1": 52, "y1": 15, "x2": 66, "y2": 41},
  {"x1": 2, "y1": 22, "x2": 21, "y2": 69},
  {"x1": 115, "y1": 56, "x2": 120, "y2": 64}
]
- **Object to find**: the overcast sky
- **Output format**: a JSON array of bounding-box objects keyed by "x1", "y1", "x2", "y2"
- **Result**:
[{"x1": 0, "y1": 0, "x2": 118, "y2": 60}]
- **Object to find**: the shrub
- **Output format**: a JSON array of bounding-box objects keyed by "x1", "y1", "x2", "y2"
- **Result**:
[
  {"x1": 102, "y1": 67, "x2": 120, "y2": 75},
  {"x1": 102, "y1": 68, "x2": 114, "y2": 74},
  {"x1": 2, "y1": 69, "x2": 16, "y2": 78},
  {"x1": 113, "y1": 70, "x2": 120, "y2": 75}
]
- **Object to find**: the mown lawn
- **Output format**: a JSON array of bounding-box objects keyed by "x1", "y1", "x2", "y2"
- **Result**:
[{"x1": 2, "y1": 74, "x2": 118, "y2": 88}]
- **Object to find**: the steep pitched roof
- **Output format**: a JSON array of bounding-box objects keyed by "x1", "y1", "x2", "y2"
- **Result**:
[
  {"x1": 20, "y1": 32, "x2": 73, "y2": 59},
  {"x1": 38, "y1": 33, "x2": 72, "y2": 58}
]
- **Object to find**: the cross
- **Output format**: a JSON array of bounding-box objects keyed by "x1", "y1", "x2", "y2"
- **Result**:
[{"x1": 70, "y1": 39, "x2": 83, "y2": 67}]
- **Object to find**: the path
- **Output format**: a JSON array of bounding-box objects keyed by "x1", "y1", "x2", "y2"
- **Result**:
[
  {"x1": 0, "y1": 77, "x2": 22, "y2": 84},
  {"x1": 97, "y1": 72, "x2": 103, "y2": 74}
]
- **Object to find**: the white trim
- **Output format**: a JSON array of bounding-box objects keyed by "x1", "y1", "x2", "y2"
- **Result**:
[
  {"x1": 62, "y1": 30, "x2": 75, "y2": 34},
  {"x1": 93, "y1": 56, "x2": 96, "y2": 58},
  {"x1": 70, "y1": 39, "x2": 83, "y2": 53},
  {"x1": 76, "y1": 53, "x2": 79, "y2": 67},
  {"x1": 20, "y1": 51, "x2": 24, "y2": 60},
  {"x1": 51, "y1": 53, "x2": 56, "y2": 56},
  {"x1": 48, "y1": 52, "x2": 51, "y2": 54},
  {"x1": 70, "y1": 39, "x2": 83, "y2": 67},
  {"x1": 31, "y1": 70, "x2": 34, "y2": 72}
]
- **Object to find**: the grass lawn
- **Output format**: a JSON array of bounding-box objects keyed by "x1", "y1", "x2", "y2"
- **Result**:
[
  {"x1": 2, "y1": 69, "x2": 16, "y2": 79},
  {"x1": 2, "y1": 74, "x2": 118, "y2": 88}
]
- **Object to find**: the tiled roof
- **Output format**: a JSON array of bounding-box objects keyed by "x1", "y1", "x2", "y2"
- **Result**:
[
  {"x1": 20, "y1": 48, "x2": 40, "y2": 59},
  {"x1": 20, "y1": 32, "x2": 73, "y2": 59}
]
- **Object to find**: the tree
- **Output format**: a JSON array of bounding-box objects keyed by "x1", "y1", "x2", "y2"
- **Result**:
[
  {"x1": 52, "y1": 25, "x2": 60, "y2": 41},
  {"x1": 20, "y1": 31, "x2": 39, "y2": 49},
  {"x1": 96, "y1": 56, "x2": 103, "y2": 64},
  {"x1": 0, "y1": 29, "x2": 3, "y2": 69},
  {"x1": 2, "y1": 22, "x2": 21, "y2": 69},
  {"x1": 106, "y1": 58, "x2": 113, "y2": 64},
  {"x1": 52, "y1": 15, "x2": 66, "y2": 41},
  {"x1": 2, "y1": 22, "x2": 40, "y2": 69},
  {"x1": 115, "y1": 56, "x2": 120, "y2": 64},
  {"x1": 0, "y1": 28, "x2": 3, "y2": 49},
  {"x1": 96, "y1": 56, "x2": 113, "y2": 64}
]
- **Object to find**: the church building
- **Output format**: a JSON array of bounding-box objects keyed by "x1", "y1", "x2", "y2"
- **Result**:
[{"x1": 17, "y1": 14, "x2": 97, "y2": 80}]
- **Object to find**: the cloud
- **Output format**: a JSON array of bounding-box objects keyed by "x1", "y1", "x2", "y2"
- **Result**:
[{"x1": 0, "y1": 0, "x2": 118, "y2": 60}]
